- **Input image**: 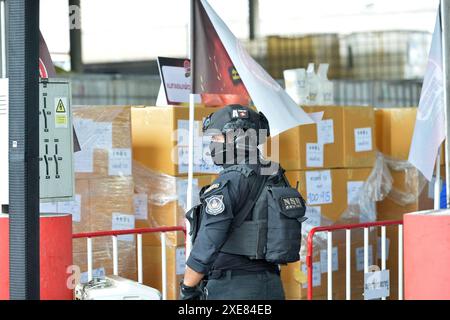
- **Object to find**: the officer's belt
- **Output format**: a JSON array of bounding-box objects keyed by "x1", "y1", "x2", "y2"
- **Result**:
[{"x1": 208, "y1": 268, "x2": 280, "y2": 280}]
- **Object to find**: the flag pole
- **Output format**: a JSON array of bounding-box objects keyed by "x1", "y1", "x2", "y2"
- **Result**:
[
  {"x1": 441, "y1": 0, "x2": 450, "y2": 209},
  {"x1": 185, "y1": 0, "x2": 196, "y2": 259},
  {"x1": 434, "y1": 147, "x2": 441, "y2": 209}
]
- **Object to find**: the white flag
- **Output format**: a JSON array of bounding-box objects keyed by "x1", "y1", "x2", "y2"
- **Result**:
[
  {"x1": 409, "y1": 11, "x2": 445, "y2": 181},
  {"x1": 200, "y1": 0, "x2": 314, "y2": 137}
]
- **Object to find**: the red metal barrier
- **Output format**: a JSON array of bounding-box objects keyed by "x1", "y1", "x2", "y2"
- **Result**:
[
  {"x1": 72, "y1": 226, "x2": 186, "y2": 300},
  {"x1": 306, "y1": 220, "x2": 403, "y2": 300}
]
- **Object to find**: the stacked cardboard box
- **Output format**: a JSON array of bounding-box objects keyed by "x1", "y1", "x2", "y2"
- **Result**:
[
  {"x1": 131, "y1": 106, "x2": 222, "y2": 176},
  {"x1": 267, "y1": 106, "x2": 376, "y2": 170},
  {"x1": 270, "y1": 105, "x2": 378, "y2": 300},
  {"x1": 131, "y1": 106, "x2": 221, "y2": 299},
  {"x1": 71, "y1": 106, "x2": 137, "y2": 281},
  {"x1": 375, "y1": 108, "x2": 444, "y2": 165},
  {"x1": 375, "y1": 107, "x2": 445, "y2": 299},
  {"x1": 132, "y1": 163, "x2": 216, "y2": 299},
  {"x1": 133, "y1": 161, "x2": 216, "y2": 246}
]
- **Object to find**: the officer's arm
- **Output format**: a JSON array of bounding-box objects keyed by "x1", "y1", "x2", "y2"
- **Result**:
[
  {"x1": 183, "y1": 266, "x2": 204, "y2": 287},
  {"x1": 185, "y1": 178, "x2": 237, "y2": 284}
]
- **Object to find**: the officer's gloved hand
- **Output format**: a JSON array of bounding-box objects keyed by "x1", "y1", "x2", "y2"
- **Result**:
[{"x1": 179, "y1": 281, "x2": 203, "y2": 300}]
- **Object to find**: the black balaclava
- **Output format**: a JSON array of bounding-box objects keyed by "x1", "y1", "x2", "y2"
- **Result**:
[{"x1": 209, "y1": 129, "x2": 260, "y2": 167}]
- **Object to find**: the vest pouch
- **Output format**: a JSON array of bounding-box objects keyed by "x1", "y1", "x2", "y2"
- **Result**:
[
  {"x1": 266, "y1": 186, "x2": 307, "y2": 264},
  {"x1": 185, "y1": 204, "x2": 202, "y2": 245},
  {"x1": 220, "y1": 220, "x2": 267, "y2": 260}
]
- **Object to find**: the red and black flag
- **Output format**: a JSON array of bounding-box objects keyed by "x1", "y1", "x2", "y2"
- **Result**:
[
  {"x1": 190, "y1": 0, "x2": 313, "y2": 136},
  {"x1": 191, "y1": 0, "x2": 250, "y2": 106}
]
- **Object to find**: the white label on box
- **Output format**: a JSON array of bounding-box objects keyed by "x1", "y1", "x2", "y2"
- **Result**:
[
  {"x1": 74, "y1": 147, "x2": 94, "y2": 173},
  {"x1": 303, "y1": 206, "x2": 322, "y2": 234},
  {"x1": 354, "y1": 128, "x2": 373, "y2": 152},
  {"x1": 133, "y1": 194, "x2": 148, "y2": 221},
  {"x1": 93, "y1": 122, "x2": 113, "y2": 150},
  {"x1": 317, "y1": 119, "x2": 334, "y2": 145},
  {"x1": 177, "y1": 120, "x2": 201, "y2": 147},
  {"x1": 58, "y1": 194, "x2": 82, "y2": 222},
  {"x1": 177, "y1": 120, "x2": 221, "y2": 174},
  {"x1": 40, "y1": 201, "x2": 58, "y2": 213},
  {"x1": 364, "y1": 270, "x2": 390, "y2": 300},
  {"x1": 377, "y1": 237, "x2": 390, "y2": 261},
  {"x1": 108, "y1": 148, "x2": 132, "y2": 176},
  {"x1": 302, "y1": 262, "x2": 321, "y2": 288},
  {"x1": 320, "y1": 247, "x2": 339, "y2": 273},
  {"x1": 306, "y1": 171, "x2": 332, "y2": 205},
  {"x1": 177, "y1": 178, "x2": 200, "y2": 211},
  {"x1": 306, "y1": 143, "x2": 324, "y2": 168},
  {"x1": 347, "y1": 181, "x2": 364, "y2": 205},
  {"x1": 356, "y1": 245, "x2": 374, "y2": 272},
  {"x1": 112, "y1": 213, "x2": 135, "y2": 242},
  {"x1": 176, "y1": 247, "x2": 186, "y2": 275},
  {"x1": 80, "y1": 267, "x2": 106, "y2": 284},
  {"x1": 73, "y1": 119, "x2": 95, "y2": 173}
]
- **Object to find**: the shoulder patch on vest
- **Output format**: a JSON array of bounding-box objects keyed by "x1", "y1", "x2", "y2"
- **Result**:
[{"x1": 205, "y1": 195, "x2": 225, "y2": 216}]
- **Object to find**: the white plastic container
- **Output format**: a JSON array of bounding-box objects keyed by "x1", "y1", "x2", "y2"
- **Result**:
[
  {"x1": 75, "y1": 275, "x2": 162, "y2": 300},
  {"x1": 306, "y1": 63, "x2": 319, "y2": 106},
  {"x1": 317, "y1": 63, "x2": 334, "y2": 105},
  {"x1": 283, "y1": 68, "x2": 308, "y2": 105}
]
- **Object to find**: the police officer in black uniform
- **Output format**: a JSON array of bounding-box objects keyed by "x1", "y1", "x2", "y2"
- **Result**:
[{"x1": 180, "y1": 105, "x2": 286, "y2": 300}]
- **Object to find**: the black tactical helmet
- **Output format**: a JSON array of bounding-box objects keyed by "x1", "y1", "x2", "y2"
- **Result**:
[{"x1": 202, "y1": 105, "x2": 270, "y2": 143}]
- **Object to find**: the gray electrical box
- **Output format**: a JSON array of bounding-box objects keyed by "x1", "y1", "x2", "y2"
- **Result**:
[{"x1": 39, "y1": 79, "x2": 74, "y2": 202}]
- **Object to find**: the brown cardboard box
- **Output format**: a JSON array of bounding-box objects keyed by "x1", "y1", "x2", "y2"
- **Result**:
[
  {"x1": 141, "y1": 244, "x2": 185, "y2": 300},
  {"x1": 375, "y1": 107, "x2": 445, "y2": 164},
  {"x1": 73, "y1": 106, "x2": 133, "y2": 179},
  {"x1": 281, "y1": 230, "x2": 377, "y2": 300},
  {"x1": 131, "y1": 106, "x2": 221, "y2": 176},
  {"x1": 72, "y1": 176, "x2": 137, "y2": 281},
  {"x1": 286, "y1": 168, "x2": 373, "y2": 223},
  {"x1": 134, "y1": 171, "x2": 217, "y2": 246},
  {"x1": 268, "y1": 106, "x2": 376, "y2": 171},
  {"x1": 72, "y1": 177, "x2": 135, "y2": 254}
]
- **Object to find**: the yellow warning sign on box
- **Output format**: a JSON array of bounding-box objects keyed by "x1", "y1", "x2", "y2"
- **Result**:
[
  {"x1": 56, "y1": 99, "x2": 66, "y2": 113},
  {"x1": 55, "y1": 97, "x2": 68, "y2": 128}
]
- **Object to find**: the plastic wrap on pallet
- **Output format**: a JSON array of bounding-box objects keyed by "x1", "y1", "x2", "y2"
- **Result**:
[
  {"x1": 339, "y1": 152, "x2": 393, "y2": 224},
  {"x1": 301, "y1": 153, "x2": 393, "y2": 261},
  {"x1": 132, "y1": 160, "x2": 210, "y2": 247},
  {"x1": 383, "y1": 155, "x2": 427, "y2": 206},
  {"x1": 133, "y1": 160, "x2": 201, "y2": 209},
  {"x1": 72, "y1": 105, "x2": 133, "y2": 178},
  {"x1": 72, "y1": 176, "x2": 137, "y2": 282},
  {"x1": 70, "y1": 105, "x2": 137, "y2": 282}
]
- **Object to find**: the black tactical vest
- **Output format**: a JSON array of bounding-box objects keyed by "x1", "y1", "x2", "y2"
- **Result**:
[{"x1": 187, "y1": 164, "x2": 308, "y2": 265}]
